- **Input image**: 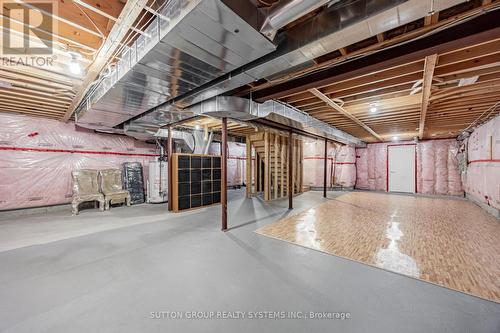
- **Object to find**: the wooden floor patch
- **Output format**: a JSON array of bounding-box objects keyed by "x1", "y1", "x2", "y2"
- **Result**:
[{"x1": 256, "y1": 192, "x2": 500, "y2": 303}]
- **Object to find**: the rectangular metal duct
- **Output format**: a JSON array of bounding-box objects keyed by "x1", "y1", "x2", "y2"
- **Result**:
[
  {"x1": 169, "y1": 0, "x2": 466, "y2": 108},
  {"x1": 75, "y1": 0, "x2": 275, "y2": 130},
  {"x1": 126, "y1": 96, "x2": 364, "y2": 146},
  {"x1": 124, "y1": 0, "x2": 465, "y2": 144}
]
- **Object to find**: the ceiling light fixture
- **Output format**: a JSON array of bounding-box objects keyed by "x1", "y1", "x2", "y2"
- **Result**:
[
  {"x1": 370, "y1": 106, "x2": 377, "y2": 113},
  {"x1": 194, "y1": 125, "x2": 201, "y2": 130},
  {"x1": 68, "y1": 51, "x2": 82, "y2": 75},
  {"x1": 392, "y1": 136, "x2": 399, "y2": 141}
]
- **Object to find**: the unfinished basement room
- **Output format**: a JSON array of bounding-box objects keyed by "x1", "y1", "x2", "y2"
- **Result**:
[{"x1": 0, "y1": 0, "x2": 499, "y2": 332}]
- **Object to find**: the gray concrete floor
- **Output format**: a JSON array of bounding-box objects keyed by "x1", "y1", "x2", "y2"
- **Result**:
[{"x1": 0, "y1": 189, "x2": 498, "y2": 333}]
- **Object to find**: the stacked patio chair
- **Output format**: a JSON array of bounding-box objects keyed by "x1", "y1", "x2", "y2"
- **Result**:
[
  {"x1": 71, "y1": 169, "x2": 105, "y2": 215},
  {"x1": 99, "y1": 169, "x2": 131, "y2": 210}
]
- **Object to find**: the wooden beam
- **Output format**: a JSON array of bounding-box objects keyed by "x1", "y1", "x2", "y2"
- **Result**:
[
  {"x1": 252, "y1": 12, "x2": 500, "y2": 102},
  {"x1": 418, "y1": 54, "x2": 438, "y2": 139},
  {"x1": 424, "y1": 12, "x2": 439, "y2": 26},
  {"x1": 61, "y1": 0, "x2": 148, "y2": 121},
  {"x1": 376, "y1": 33, "x2": 385, "y2": 43},
  {"x1": 309, "y1": 88, "x2": 384, "y2": 141}
]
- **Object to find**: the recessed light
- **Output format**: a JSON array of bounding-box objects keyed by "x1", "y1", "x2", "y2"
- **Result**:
[
  {"x1": 68, "y1": 61, "x2": 81, "y2": 75},
  {"x1": 370, "y1": 107, "x2": 377, "y2": 113}
]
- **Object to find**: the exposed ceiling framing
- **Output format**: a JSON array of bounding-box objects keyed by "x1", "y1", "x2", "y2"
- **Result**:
[
  {"x1": 242, "y1": 0, "x2": 500, "y2": 142},
  {"x1": 0, "y1": 0, "x2": 162, "y2": 120},
  {"x1": 0, "y1": 0, "x2": 499, "y2": 144}
]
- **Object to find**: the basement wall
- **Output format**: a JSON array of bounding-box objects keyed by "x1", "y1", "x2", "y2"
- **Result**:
[
  {"x1": 0, "y1": 114, "x2": 156, "y2": 210},
  {"x1": 303, "y1": 139, "x2": 356, "y2": 188},
  {"x1": 355, "y1": 139, "x2": 463, "y2": 195},
  {"x1": 463, "y1": 116, "x2": 500, "y2": 211},
  {"x1": 208, "y1": 142, "x2": 246, "y2": 187}
]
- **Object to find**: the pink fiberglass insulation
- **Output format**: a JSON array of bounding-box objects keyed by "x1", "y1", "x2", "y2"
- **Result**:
[
  {"x1": 355, "y1": 148, "x2": 368, "y2": 189},
  {"x1": 334, "y1": 145, "x2": 356, "y2": 187},
  {"x1": 208, "y1": 142, "x2": 246, "y2": 187},
  {"x1": 0, "y1": 113, "x2": 157, "y2": 210},
  {"x1": 302, "y1": 138, "x2": 356, "y2": 188},
  {"x1": 417, "y1": 140, "x2": 462, "y2": 195},
  {"x1": 463, "y1": 116, "x2": 500, "y2": 210},
  {"x1": 355, "y1": 140, "x2": 463, "y2": 195},
  {"x1": 356, "y1": 143, "x2": 387, "y2": 191}
]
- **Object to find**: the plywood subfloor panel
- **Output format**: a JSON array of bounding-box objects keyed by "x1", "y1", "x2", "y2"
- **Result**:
[{"x1": 256, "y1": 192, "x2": 500, "y2": 303}]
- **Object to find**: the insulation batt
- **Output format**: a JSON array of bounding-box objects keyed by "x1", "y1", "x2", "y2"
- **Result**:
[
  {"x1": 355, "y1": 140, "x2": 463, "y2": 195},
  {"x1": 0, "y1": 113, "x2": 156, "y2": 210},
  {"x1": 302, "y1": 139, "x2": 356, "y2": 188},
  {"x1": 463, "y1": 116, "x2": 500, "y2": 210}
]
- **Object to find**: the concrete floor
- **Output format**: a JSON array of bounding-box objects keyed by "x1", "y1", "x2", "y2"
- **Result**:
[{"x1": 0, "y1": 189, "x2": 499, "y2": 333}]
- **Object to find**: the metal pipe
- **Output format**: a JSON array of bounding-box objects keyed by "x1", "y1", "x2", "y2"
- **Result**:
[
  {"x1": 167, "y1": 125, "x2": 173, "y2": 211},
  {"x1": 288, "y1": 129, "x2": 293, "y2": 210},
  {"x1": 260, "y1": 0, "x2": 334, "y2": 39},
  {"x1": 221, "y1": 117, "x2": 228, "y2": 231},
  {"x1": 323, "y1": 138, "x2": 327, "y2": 198}
]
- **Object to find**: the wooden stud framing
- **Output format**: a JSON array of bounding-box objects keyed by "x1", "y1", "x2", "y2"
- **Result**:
[
  {"x1": 273, "y1": 135, "x2": 279, "y2": 199},
  {"x1": 264, "y1": 132, "x2": 270, "y2": 201}
]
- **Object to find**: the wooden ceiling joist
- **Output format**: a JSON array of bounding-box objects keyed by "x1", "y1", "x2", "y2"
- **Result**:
[
  {"x1": 61, "y1": 0, "x2": 150, "y2": 121},
  {"x1": 418, "y1": 54, "x2": 438, "y2": 139},
  {"x1": 309, "y1": 88, "x2": 383, "y2": 141}
]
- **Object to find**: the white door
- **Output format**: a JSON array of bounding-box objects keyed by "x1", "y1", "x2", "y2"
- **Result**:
[{"x1": 388, "y1": 145, "x2": 415, "y2": 193}]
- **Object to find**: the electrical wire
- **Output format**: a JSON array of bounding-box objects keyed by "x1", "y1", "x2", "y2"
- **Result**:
[{"x1": 462, "y1": 101, "x2": 500, "y2": 133}]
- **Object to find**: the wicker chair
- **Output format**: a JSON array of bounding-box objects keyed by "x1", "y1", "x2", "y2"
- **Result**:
[
  {"x1": 99, "y1": 169, "x2": 131, "y2": 210},
  {"x1": 71, "y1": 169, "x2": 105, "y2": 215}
]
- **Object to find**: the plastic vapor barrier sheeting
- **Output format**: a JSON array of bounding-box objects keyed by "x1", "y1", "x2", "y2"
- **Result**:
[
  {"x1": 122, "y1": 162, "x2": 145, "y2": 204},
  {"x1": 0, "y1": 113, "x2": 156, "y2": 210},
  {"x1": 463, "y1": 116, "x2": 500, "y2": 210}
]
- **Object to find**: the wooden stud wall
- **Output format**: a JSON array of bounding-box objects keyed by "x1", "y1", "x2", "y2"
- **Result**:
[{"x1": 246, "y1": 130, "x2": 303, "y2": 201}]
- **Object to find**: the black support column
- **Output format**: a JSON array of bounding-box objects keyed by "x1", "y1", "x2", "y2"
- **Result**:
[
  {"x1": 288, "y1": 129, "x2": 293, "y2": 210},
  {"x1": 323, "y1": 138, "x2": 328, "y2": 198},
  {"x1": 167, "y1": 125, "x2": 173, "y2": 211},
  {"x1": 221, "y1": 117, "x2": 228, "y2": 231}
]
